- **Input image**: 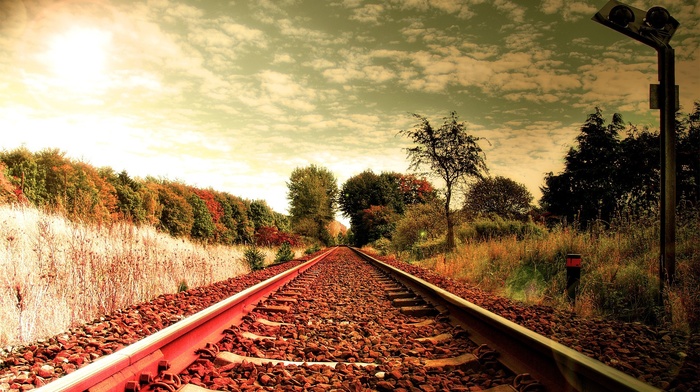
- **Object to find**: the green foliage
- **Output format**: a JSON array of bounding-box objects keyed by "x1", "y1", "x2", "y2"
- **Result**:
[
  {"x1": 154, "y1": 182, "x2": 194, "y2": 237},
  {"x1": 678, "y1": 101, "x2": 700, "y2": 206},
  {"x1": 464, "y1": 176, "x2": 533, "y2": 220},
  {"x1": 0, "y1": 146, "x2": 295, "y2": 247},
  {"x1": 505, "y1": 264, "x2": 548, "y2": 302},
  {"x1": 247, "y1": 199, "x2": 275, "y2": 231},
  {"x1": 304, "y1": 244, "x2": 321, "y2": 255},
  {"x1": 538, "y1": 105, "x2": 700, "y2": 226},
  {"x1": 244, "y1": 245, "x2": 266, "y2": 271},
  {"x1": 399, "y1": 111, "x2": 488, "y2": 250},
  {"x1": 461, "y1": 217, "x2": 545, "y2": 242},
  {"x1": 188, "y1": 193, "x2": 215, "y2": 241},
  {"x1": 392, "y1": 199, "x2": 447, "y2": 252},
  {"x1": 582, "y1": 264, "x2": 660, "y2": 323},
  {"x1": 177, "y1": 280, "x2": 189, "y2": 293},
  {"x1": 339, "y1": 170, "x2": 435, "y2": 247},
  {"x1": 359, "y1": 205, "x2": 397, "y2": 244},
  {"x1": 287, "y1": 164, "x2": 338, "y2": 243},
  {"x1": 370, "y1": 237, "x2": 392, "y2": 256},
  {"x1": 104, "y1": 169, "x2": 148, "y2": 224},
  {"x1": 0, "y1": 146, "x2": 44, "y2": 205},
  {"x1": 411, "y1": 237, "x2": 447, "y2": 260},
  {"x1": 274, "y1": 242, "x2": 295, "y2": 263}
]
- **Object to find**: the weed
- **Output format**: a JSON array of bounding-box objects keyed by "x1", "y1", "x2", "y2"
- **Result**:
[
  {"x1": 304, "y1": 244, "x2": 321, "y2": 255},
  {"x1": 244, "y1": 245, "x2": 266, "y2": 271},
  {"x1": 274, "y1": 242, "x2": 294, "y2": 263}
]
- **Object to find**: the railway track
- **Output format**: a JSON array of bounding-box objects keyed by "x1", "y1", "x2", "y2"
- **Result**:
[{"x1": 32, "y1": 246, "x2": 659, "y2": 391}]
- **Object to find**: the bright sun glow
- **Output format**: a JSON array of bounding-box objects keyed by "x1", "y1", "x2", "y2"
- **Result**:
[{"x1": 45, "y1": 27, "x2": 112, "y2": 88}]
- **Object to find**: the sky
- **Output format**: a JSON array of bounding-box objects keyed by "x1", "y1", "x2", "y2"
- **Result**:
[{"x1": 1, "y1": 0, "x2": 699, "y2": 225}]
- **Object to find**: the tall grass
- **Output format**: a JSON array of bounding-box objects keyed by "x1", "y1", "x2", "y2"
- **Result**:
[
  {"x1": 415, "y1": 212, "x2": 700, "y2": 332},
  {"x1": 0, "y1": 204, "x2": 279, "y2": 346}
]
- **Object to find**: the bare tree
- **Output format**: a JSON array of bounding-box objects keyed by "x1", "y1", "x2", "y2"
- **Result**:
[{"x1": 399, "y1": 111, "x2": 487, "y2": 250}]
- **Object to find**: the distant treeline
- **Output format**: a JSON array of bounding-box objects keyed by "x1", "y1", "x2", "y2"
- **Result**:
[{"x1": 0, "y1": 147, "x2": 297, "y2": 246}]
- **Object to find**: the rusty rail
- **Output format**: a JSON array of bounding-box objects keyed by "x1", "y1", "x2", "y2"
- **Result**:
[
  {"x1": 350, "y1": 247, "x2": 660, "y2": 392},
  {"x1": 35, "y1": 247, "x2": 339, "y2": 392}
]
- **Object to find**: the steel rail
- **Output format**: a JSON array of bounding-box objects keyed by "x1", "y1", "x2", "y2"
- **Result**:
[
  {"x1": 350, "y1": 247, "x2": 660, "y2": 392},
  {"x1": 36, "y1": 247, "x2": 339, "y2": 392}
]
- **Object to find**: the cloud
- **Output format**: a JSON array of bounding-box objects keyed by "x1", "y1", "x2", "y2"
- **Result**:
[
  {"x1": 273, "y1": 53, "x2": 296, "y2": 64},
  {"x1": 349, "y1": 4, "x2": 386, "y2": 24},
  {"x1": 539, "y1": 0, "x2": 596, "y2": 22}
]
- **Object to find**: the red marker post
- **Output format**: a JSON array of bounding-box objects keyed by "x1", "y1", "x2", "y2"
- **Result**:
[{"x1": 566, "y1": 254, "x2": 581, "y2": 304}]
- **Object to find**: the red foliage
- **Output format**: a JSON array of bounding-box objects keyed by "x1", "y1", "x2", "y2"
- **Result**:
[
  {"x1": 193, "y1": 189, "x2": 224, "y2": 224},
  {"x1": 13, "y1": 187, "x2": 29, "y2": 204},
  {"x1": 398, "y1": 174, "x2": 435, "y2": 204},
  {"x1": 255, "y1": 226, "x2": 301, "y2": 247}
]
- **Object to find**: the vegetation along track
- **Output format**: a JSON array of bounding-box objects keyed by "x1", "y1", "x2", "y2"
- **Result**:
[{"x1": 27, "y1": 247, "x2": 658, "y2": 391}]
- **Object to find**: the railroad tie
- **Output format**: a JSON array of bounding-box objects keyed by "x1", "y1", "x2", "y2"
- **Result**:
[
  {"x1": 269, "y1": 296, "x2": 298, "y2": 304},
  {"x1": 414, "y1": 333, "x2": 452, "y2": 344},
  {"x1": 392, "y1": 297, "x2": 426, "y2": 307},
  {"x1": 254, "y1": 318, "x2": 292, "y2": 327},
  {"x1": 386, "y1": 290, "x2": 414, "y2": 299},
  {"x1": 253, "y1": 304, "x2": 291, "y2": 313},
  {"x1": 399, "y1": 305, "x2": 439, "y2": 317}
]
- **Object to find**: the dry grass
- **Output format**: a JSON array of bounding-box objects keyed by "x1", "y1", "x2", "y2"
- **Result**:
[
  {"x1": 0, "y1": 204, "x2": 268, "y2": 346},
  {"x1": 414, "y1": 215, "x2": 700, "y2": 332}
]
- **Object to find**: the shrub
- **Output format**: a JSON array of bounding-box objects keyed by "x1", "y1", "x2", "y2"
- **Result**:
[
  {"x1": 460, "y1": 217, "x2": 544, "y2": 242},
  {"x1": 371, "y1": 237, "x2": 392, "y2": 256},
  {"x1": 411, "y1": 237, "x2": 447, "y2": 260},
  {"x1": 177, "y1": 280, "x2": 188, "y2": 292},
  {"x1": 304, "y1": 244, "x2": 321, "y2": 255},
  {"x1": 244, "y1": 245, "x2": 265, "y2": 271},
  {"x1": 274, "y1": 242, "x2": 294, "y2": 263}
]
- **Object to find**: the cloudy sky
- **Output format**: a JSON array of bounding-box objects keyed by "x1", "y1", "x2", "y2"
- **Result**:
[{"x1": 1, "y1": 0, "x2": 698, "y2": 223}]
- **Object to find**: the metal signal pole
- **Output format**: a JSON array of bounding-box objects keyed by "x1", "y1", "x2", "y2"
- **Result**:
[{"x1": 592, "y1": 1, "x2": 679, "y2": 299}]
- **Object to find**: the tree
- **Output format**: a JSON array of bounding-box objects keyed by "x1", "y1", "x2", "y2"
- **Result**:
[
  {"x1": 398, "y1": 111, "x2": 487, "y2": 250},
  {"x1": 678, "y1": 101, "x2": 700, "y2": 206},
  {"x1": 392, "y1": 198, "x2": 446, "y2": 252},
  {"x1": 188, "y1": 193, "x2": 215, "y2": 241},
  {"x1": 103, "y1": 169, "x2": 148, "y2": 224},
  {"x1": 152, "y1": 181, "x2": 194, "y2": 237},
  {"x1": 358, "y1": 205, "x2": 397, "y2": 244},
  {"x1": 247, "y1": 199, "x2": 275, "y2": 231},
  {"x1": 338, "y1": 170, "x2": 435, "y2": 246},
  {"x1": 287, "y1": 164, "x2": 338, "y2": 243},
  {"x1": 617, "y1": 126, "x2": 659, "y2": 213},
  {"x1": 540, "y1": 108, "x2": 624, "y2": 226},
  {"x1": 464, "y1": 176, "x2": 532, "y2": 220},
  {"x1": 0, "y1": 147, "x2": 44, "y2": 205}
]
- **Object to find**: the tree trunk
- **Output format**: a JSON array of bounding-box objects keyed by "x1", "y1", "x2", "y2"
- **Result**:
[
  {"x1": 446, "y1": 210, "x2": 455, "y2": 250},
  {"x1": 444, "y1": 185, "x2": 455, "y2": 251}
]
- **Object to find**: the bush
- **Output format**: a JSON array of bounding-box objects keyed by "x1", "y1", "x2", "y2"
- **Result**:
[
  {"x1": 304, "y1": 244, "x2": 321, "y2": 255},
  {"x1": 581, "y1": 264, "x2": 660, "y2": 323},
  {"x1": 244, "y1": 245, "x2": 265, "y2": 271},
  {"x1": 411, "y1": 237, "x2": 447, "y2": 260},
  {"x1": 460, "y1": 217, "x2": 544, "y2": 242},
  {"x1": 274, "y1": 242, "x2": 295, "y2": 263},
  {"x1": 370, "y1": 237, "x2": 392, "y2": 256}
]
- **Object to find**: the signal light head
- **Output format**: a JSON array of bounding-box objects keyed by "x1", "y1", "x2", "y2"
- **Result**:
[
  {"x1": 645, "y1": 6, "x2": 670, "y2": 29},
  {"x1": 608, "y1": 5, "x2": 635, "y2": 27}
]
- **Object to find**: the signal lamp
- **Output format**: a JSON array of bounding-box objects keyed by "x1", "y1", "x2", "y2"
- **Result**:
[
  {"x1": 645, "y1": 6, "x2": 670, "y2": 29},
  {"x1": 608, "y1": 5, "x2": 635, "y2": 27}
]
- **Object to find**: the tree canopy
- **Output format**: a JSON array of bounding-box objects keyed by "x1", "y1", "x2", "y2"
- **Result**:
[
  {"x1": 540, "y1": 104, "x2": 700, "y2": 226},
  {"x1": 0, "y1": 147, "x2": 291, "y2": 246},
  {"x1": 286, "y1": 164, "x2": 338, "y2": 244},
  {"x1": 464, "y1": 176, "x2": 532, "y2": 220},
  {"x1": 338, "y1": 170, "x2": 435, "y2": 246}
]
